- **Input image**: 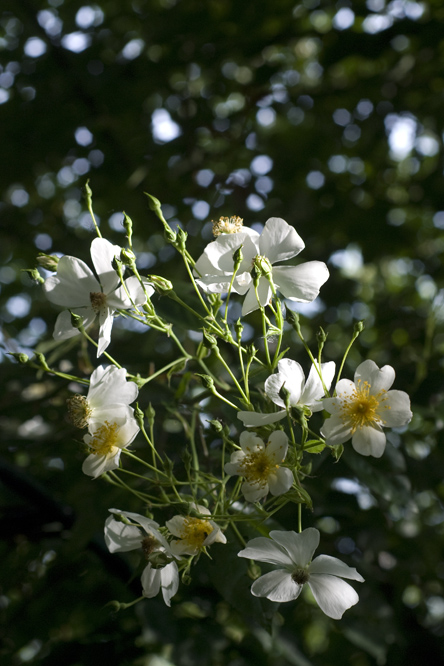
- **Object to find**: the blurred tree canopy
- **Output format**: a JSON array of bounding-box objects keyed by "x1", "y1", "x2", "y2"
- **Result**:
[{"x1": 1, "y1": 0, "x2": 443, "y2": 664}]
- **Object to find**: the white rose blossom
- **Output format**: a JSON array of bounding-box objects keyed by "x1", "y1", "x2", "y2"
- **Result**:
[
  {"x1": 104, "y1": 509, "x2": 179, "y2": 606},
  {"x1": 321, "y1": 359, "x2": 413, "y2": 458},
  {"x1": 238, "y1": 359, "x2": 336, "y2": 427},
  {"x1": 67, "y1": 364, "x2": 139, "y2": 429},
  {"x1": 43, "y1": 237, "x2": 152, "y2": 356},
  {"x1": 166, "y1": 504, "x2": 227, "y2": 556},
  {"x1": 82, "y1": 407, "x2": 139, "y2": 478},
  {"x1": 238, "y1": 528, "x2": 364, "y2": 619},
  {"x1": 224, "y1": 431, "x2": 293, "y2": 502},
  {"x1": 194, "y1": 217, "x2": 329, "y2": 315}
]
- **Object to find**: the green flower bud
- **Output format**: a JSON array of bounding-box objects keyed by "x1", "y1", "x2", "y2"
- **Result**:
[
  {"x1": 196, "y1": 374, "x2": 215, "y2": 391},
  {"x1": 36, "y1": 253, "x2": 59, "y2": 272},
  {"x1": 253, "y1": 254, "x2": 273, "y2": 279},
  {"x1": 354, "y1": 320, "x2": 365, "y2": 335},
  {"x1": 234, "y1": 318, "x2": 243, "y2": 341},
  {"x1": 9, "y1": 352, "x2": 29, "y2": 364},
  {"x1": 208, "y1": 418, "x2": 224, "y2": 433},
  {"x1": 232, "y1": 245, "x2": 243, "y2": 269},
  {"x1": 145, "y1": 192, "x2": 162, "y2": 212},
  {"x1": 145, "y1": 403, "x2": 156, "y2": 426},
  {"x1": 202, "y1": 329, "x2": 218, "y2": 350},
  {"x1": 120, "y1": 248, "x2": 136, "y2": 266},
  {"x1": 285, "y1": 306, "x2": 301, "y2": 334},
  {"x1": 22, "y1": 268, "x2": 44, "y2": 284},
  {"x1": 134, "y1": 404, "x2": 145, "y2": 428},
  {"x1": 147, "y1": 275, "x2": 174, "y2": 294},
  {"x1": 176, "y1": 227, "x2": 188, "y2": 251},
  {"x1": 316, "y1": 327, "x2": 328, "y2": 345}
]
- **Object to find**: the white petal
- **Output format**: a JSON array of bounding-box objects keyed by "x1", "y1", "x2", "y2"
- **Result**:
[
  {"x1": 52, "y1": 307, "x2": 96, "y2": 341},
  {"x1": 108, "y1": 509, "x2": 168, "y2": 548},
  {"x1": 309, "y1": 555, "x2": 364, "y2": 582},
  {"x1": 104, "y1": 515, "x2": 142, "y2": 552},
  {"x1": 203, "y1": 231, "x2": 258, "y2": 272},
  {"x1": 266, "y1": 430, "x2": 289, "y2": 463},
  {"x1": 378, "y1": 390, "x2": 412, "y2": 428},
  {"x1": 300, "y1": 361, "x2": 336, "y2": 410},
  {"x1": 321, "y1": 415, "x2": 352, "y2": 446},
  {"x1": 97, "y1": 308, "x2": 114, "y2": 356},
  {"x1": 160, "y1": 562, "x2": 180, "y2": 606},
  {"x1": 115, "y1": 413, "x2": 140, "y2": 448},
  {"x1": 241, "y1": 480, "x2": 268, "y2": 502},
  {"x1": 354, "y1": 360, "x2": 395, "y2": 393},
  {"x1": 141, "y1": 563, "x2": 161, "y2": 598},
  {"x1": 91, "y1": 237, "x2": 121, "y2": 294},
  {"x1": 82, "y1": 450, "x2": 120, "y2": 478},
  {"x1": 238, "y1": 537, "x2": 295, "y2": 567},
  {"x1": 251, "y1": 570, "x2": 301, "y2": 602},
  {"x1": 265, "y1": 359, "x2": 305, "y2": 408},
  {"x1": 165, "y1": 515, "x2": 187, "y2": 538},
  {"x1": 308, "y1": 574, "x2": 360, "y2": 619},
  {"x1": 258, "y1": 218, "x2": 304, "y2": 265},
  {"x1": 269, "y1": 528, "x2": 320, "y2": 568},
  {"x1": 352, "y1": 425, "x2": 386, "y2": 458},
  {"x1": 239, "y1": 431, "x2": 264, "y2": 452},
  {"x1": 107, "y1": 275, "x2": 147, "y2": 309},
  {"x1": 242, "y1": 278, "x2": 271, "y2": 316},
  {"x1": 203, "y1": 524, "x2": 227, "y2": 546},
  {"x1": 43, "y1": 256, "x2": 100, "y2": 306},
  {"x1": 237, "y1": 410, "x2": 287, "y2": 427},
  {"x1": 267, "y1": 467, "x2": 293, "y2": 496},
  {"x1": 273, "y1": 262, "x2": 329, "y2": 303},
  {"x1": 195, "y1": 273, "x2": 233, "y2": 294},
  {"x1": 88, "y1": 366, "x2": 138, "y2": 410}
]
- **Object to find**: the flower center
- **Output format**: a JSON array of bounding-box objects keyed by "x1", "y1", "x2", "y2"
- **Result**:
[
  {"x1": 88, "y1": 421, "x2": 120, "y2": 456},
  {"x1": 141, "y1": 535, "x2": 159, "y2": 559},
  {"x1": 90, "y1": 291, "x2": 107, "y2": 313},
  {"x1": 212, "y1": 216, "x2": 243, "y2": 236},
  {"x1": 66, "y1": 394, "x2": 91, "y2": 429},
  {"x1": 180, "y1": 517, "x2": 213, "y2": 549},
  {"x1": 291, "y1": 567, "x2": 310, "y2": 585},
  {"x1": 339, "y1": 380, "x2": 389, "y2": 433},
  {"x1": 239, "y1": 449, "x2": 275, "y2": 487}
]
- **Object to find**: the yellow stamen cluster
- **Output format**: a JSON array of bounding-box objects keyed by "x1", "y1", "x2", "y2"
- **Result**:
[
  {"x1": 66, "y1": 395, "x2": 91, "y2": 429},
  {"x1": 239, "y1": 448, "x2": 275, "y2": 487},
  {"x1": 88, "y1": 421, "x2": 120, "y2": 456},
  {"x1": 181, "y1": 517, "x2": 214, "y2": 549},
  {"x1": 339, "y1": 380, "x2": 390, "y2": 433},
  {"x1": 212, "y1": 216, "x2": 243, "y2": 237},
  {"x1": 90, "y1": 291, "x2": 107, "y2": 312}
]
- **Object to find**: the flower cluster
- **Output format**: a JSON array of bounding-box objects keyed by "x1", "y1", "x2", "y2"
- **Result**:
[{"x1": 25, "y1": 207, "x2": 412, "y2": 622}]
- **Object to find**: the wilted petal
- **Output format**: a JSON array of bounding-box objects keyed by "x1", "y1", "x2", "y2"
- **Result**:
[
  {"x1": 251, "y1": 570, "x2": 301, "y2": 602},
  {"x1": 97, "y1": 308, "x2": 114, "y2": 356},
  {"x1": 273, "y1": 262, "x2": 329, "y2": 303},
  {"x1": 308, "y1": 574, "x2": 360, "y2": 619}
]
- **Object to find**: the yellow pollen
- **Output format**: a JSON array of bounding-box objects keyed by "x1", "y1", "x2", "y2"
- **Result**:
[
  {"x1": 90, "y1": 291, "x2": 107, "y2": 312},
  {"x1": 340, "y1": 380, "x2": 390, "y2": 433},
  {"x1": 67, "y1": 395, "x2": 91, "y2": 429},
  {"x1": 239, "y1": 449, "x2": 274, "y2": 487},
  {"x1": 212, "y1": 216, "x2": 243, "y2": 237},
  {"x1": 88, "y1": 421, "x2": 120, "y2": 456},
  {"x1": 181, "y1": 517, "x2": 213, "y2": 549}
]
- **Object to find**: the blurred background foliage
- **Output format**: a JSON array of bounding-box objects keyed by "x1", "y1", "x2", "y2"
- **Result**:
[{"x1": 1, "y1": 0, "x2": 444, "y2": 664}]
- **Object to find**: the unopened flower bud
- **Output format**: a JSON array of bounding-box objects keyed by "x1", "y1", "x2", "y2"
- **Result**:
[
  {"x1": 285, "y1": 306, "x2": 301, "y2": 334},
  {"x1": 232, "y1": 245, "x2": 243, "y2": 270},
  {"x1": 208, "y1": 418, "x2": 224, "y2": 433},
  {"x1": 70, "y1": 312, "x2": 84, "y2": 330},
  {"x1": 36, "y1": 253, "x2": 59, "y2": 272},
  {"x1": 278, "y1": 383, "x2": 292, "y2": 410},
  {"x1": 134, "y1": 404, "x2": 145, "y2": 428},
  {"x1": 354, "y1": 320, "x2": 365, "y2": 335},
  {"x1": 202, "y1": 329, "x2": 218, "y2": 350},
  {"x1": 145, "y1": 192, "x2": 162, "y2": 212},
  {"x1": 112, "y1": 256, "x2": 124, "y2": 275},
  {"x1": 234, "y1": 318, "x2": 243, "y2": 341},
  {"x1": 122, "y1": 212, "x2": 133, "y2": 239},
  {"x1": 34, "y1": 352, "x2": 50, "y2": 370},
  {"x1": 196, "y1": 374, "x2": 215, "y2": 391},
  {"x1": 176, "y1": 227, "x2": 188, "y2": 251},
  {"x1": 253, "y1": 255, "x2": 273, "y2": 279},
  {"x1": 316, "y1": 327, "x2": 328, "y2": 345},
  {"x1": 120, "y1": 248, "x2": 136, "y2": 266},
  {"x1": 147, "y1": 275, "x2": 174, "y2": 294},
  {"x1": 22, "y1": 268, "x2": 44, "y2": 284},
  {"x1": 9, "y1": 352, "x2": 29, "y2": 364},
  {"x1": 145, "y1": 403, "x2": 156, "y2": 426}
]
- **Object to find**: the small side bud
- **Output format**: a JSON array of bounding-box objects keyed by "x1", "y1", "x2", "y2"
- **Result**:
[
  {"x1": 112, "y1": 256, "x2": 124, "y2": 275},
  {"x1": 122, "y1": 212, "x2": 133, "y2": 241},
  {"x1": 36, "y1": 253, "x2": 59, "y2": 272},
  {"x1": 316, "y1": 327, "x2": 328, "y2": 345},
  {"x1": 145, "y1": 403, "x2": 156, "y2": 426},
  {"x1": 202, "y1": 329, "x2": 218, "y2": 351},
  {"x1": 354, "y1": 320, "x2": 365, "y2": 335},
  {"x1": 134, "y1": 404, "x2": 145, "y2": 428},
  {"x1": 195, "y1": 374, "x2": 215, "y2": 391},
  {"x1": 70, "y1": 312, "x2": 85, "y2": 330},
  {"x1": 34, "y1": 352, "x2": 50, "y2": 370},
  {"x1": 232, "y1": 245, "x2": 243, "y2": 270},
  {"x1": 285, "y1": 306, "x2": 301, "y2": 335},
  {"x1": 120, "y1": 248, "x2": 136, "y2": 266},
  {"x1": 147, "y1": 275, "x2": 174, "y2": 295},
  {"x1": 278, "y1": 383, "x2": 292, "y2": 411},
  {"x1": 245, "y1": 344, "x2": 257, "y2": 363},
  {"x1": 22, "y1": 268, "x2": 44, "y2": 284},
  {"x1": 253, "y1": 254, "x2": 273, "y2": 279},
  {"x1": 208, "y1": 418, "x2": 224, "y2": 433},
  {"x1": 9, "y1": 352, "x2": 29, "y2": 364},
  {"x1": 145, "y1": 192, "x2": 162, "y2": 212},
  {"x1": 176, "y1": 227, "x2": 188, "y2": 251},
  {"x1": 234, "y1": 318, "x2": 243, "y2": 341}
]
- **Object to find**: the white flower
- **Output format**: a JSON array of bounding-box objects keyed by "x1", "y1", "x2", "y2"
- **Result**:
[
  {"x1": 194, "y1": 217, "x2": 329, "y2": 315},
  {"x1": 238, "y1": 527, "x2": 364, "y2": 619},
  {"x1": 224, "y1": 431, "x2": 293, "y2": 502},
  {"x1": 321, "y1": 359, "x2": 412, "y2": 458},
  {"x1": 104, "y1": 509, "x2": 179, "y2": 606},
  {"x1": 82, "y1": 407, "x2": 139, "y2": 478},
  {"x1": 238, "y1": 360, "x2": 336, "y2": 427},
  {"x1": 166, "y1": 504, "x2": 227, "y2": 556},
  {"x1": 43, "y1": 237, "x2": 152, "y2": 356},
  {"x1": 67, "y1": 364, "x2": 139, "y2": 428}
]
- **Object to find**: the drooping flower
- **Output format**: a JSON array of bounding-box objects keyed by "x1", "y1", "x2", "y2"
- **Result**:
[
  {"x1": 194, "y1": 217, "x2": 329, "y2": 316},
  {"x1": 321, "y1": 359, "x2": 412, "y2": 458},
  {"x1": 224, "y1": 431, "x2": 293, "y2": 502},
  {"x1": 238, "y1": 528, "x2": 364, "y2": 619},
  {"x1": 43, "y1": 237, "x2": 152, "y2": 356},
  {"x1": 166, "y1": 504, "x2": 227, "y2": 556},
  {"x1": 67, "y1": 364, "x2": 138, "y2": 429},
  {"x1": 104, "y1": 509, "x2": 179, "y2": 606},
  {"x1": 238, "y1": 360, "x2": 336, "y2": 427},
  {"x1": 82, "y1": 407, "x2": 139, "y2": 478}
]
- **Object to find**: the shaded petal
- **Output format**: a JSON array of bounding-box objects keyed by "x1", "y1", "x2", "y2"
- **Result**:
[
  {"x1": 108, "y1": 509, "x2": 167, "y2": 548},
  {"x1": 241, "y1": 480, "x2": 269, "y2": 502},
  {"x1": 259, "y1": 218, "x2": 304, "y2": 264},
  {"x1": 308, "y1": 574, "x2": 360, "y2": 619},
  {"x1": 301, "y1": 361, "x2": 336, "y2": 410},
  {"x1": 195, "y1": 273, "x2": 233, "y2": 294},
  {"x1": 352, "y1": 425, "x2": 386, "y2": 458},
  {"x1": 141, "y1": 563, "x2": 161, "y2": 598},
  {"x1": 309, "y1": 555, "x2": 364, "y2": 582},
  {"x1": 104, "y1": 515, "x2": 142, "y2": 552},
  {"x1": 269, "y1": 528, "x2": 320, "y2": 568},
  {"x1": 199, "y1": 231, "x2": 258, "y2": 273},
  {"x1": 97, "y1": 308, "x2": 114, "y2": 356},
  {"x1": 203, "y1": 524, "x2": 227, "y2": 546},
  {"x1": 107, "y1": 275, "x2": 147, "y2": 309},
  {"x1": 242, "y1": 278, "x2": 271, "y2": 316},
  {"x1": 43, "y1": 256, "x2": 99, "y2": 307},
  {"x1": 165, "y1": 515, "x2": 187, "y2": 538},
  {"x1": 266, "y1": 430, "x2": 289, "y2": 463},
  {"x1": 273, "y1": 262, "x2": 329, "y2": 303},
  {"x1": 354, "y1": 360, "x2": 395, "y2": 393},
  {"x1": 379, "y1": 390, "x2": 412, "y2": 427},
  {"x1": 237, "y1": 410, "x2": 286, "y2": 427},
  {"x1": 82, "y1": 450, "x2": 120, "y2": 478},
  {"x1": 88, "y1": 366, "x2": 138, "y2": 410},
  {"x1": 267, "y1": 467, "x2": 293, "y2": 496},
  {"x1": 265, "y1": 359, "x2": 304, "y2": 408},
  {"x1": 53, "y1": 307, "x2": 96, "y2": 341},
  {"x1": 321, "y1": 416, "x2": 352, "y2": 446},
  {"x1": 91, "y1": 237, "x2": 121, "y2": 294},
  {"x1": 239, "y1": 431, "x2": 264, "y2": 452},
  {"x1": 251, "y1": 570, "x2": 301, "y2": 602},
  {"x1": 238, "y1": 537, "x2": 294, "y2": 567},
  {"x1": 160, "y1": 562, "x2": 180, "y2": 606}
]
